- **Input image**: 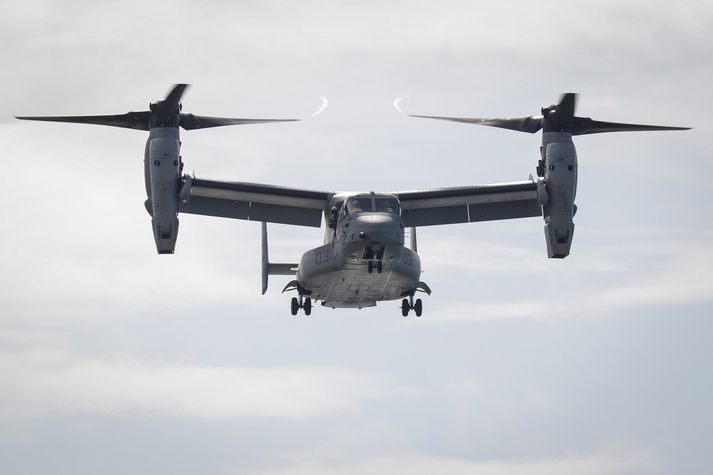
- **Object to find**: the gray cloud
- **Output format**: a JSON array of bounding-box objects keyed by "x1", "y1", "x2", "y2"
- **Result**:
[
  {"x1": 1, "y1": 1, "x2": 712, "y2": 474},
  {"x1": 248, "y1": 452, "x2": 658, "y2": 475},
  {"x1": 0, "y1": 344, "x2": 398, "y2": 422}
]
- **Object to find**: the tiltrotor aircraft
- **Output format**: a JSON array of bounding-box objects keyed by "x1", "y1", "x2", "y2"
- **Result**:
[{"x1": 17, "y1": 85, "x2": 689, "y2": 316}]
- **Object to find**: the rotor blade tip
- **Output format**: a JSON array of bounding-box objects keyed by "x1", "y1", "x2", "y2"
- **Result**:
[
  {"x1": 393, "y1": 97, "x2": 406, "y2": 115},
  {"x1": 311, "y1": 96, "x2": 329, "y2": 118}
]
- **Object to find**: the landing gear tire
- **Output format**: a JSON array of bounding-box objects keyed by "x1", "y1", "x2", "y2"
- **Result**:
[
  {"x1": 367, "y1": 261, "x2": 373, "y2": 273},
  {"x1": 401, "y1": 295, "x2": 424, "y2": 317},
  {"x1": 304, "y1": 298, "x2": 312, "y2": 316},
  {"x1": 377, "y1": 261, "x2": 383, "y2": 273},
  {"x1": 291, "y1": 297, "x2": 299, "y2": 316},
  {"x1": 414, "y1": 299, "x2": 422, "y2": 317}
]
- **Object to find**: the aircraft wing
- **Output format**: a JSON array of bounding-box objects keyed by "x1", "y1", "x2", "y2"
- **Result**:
[
  {"x1": 393, "y1": 181, "x2": 542, "y2": 227},
  {"x1": 179, "y1": 178, "x2": 332, "y2": 227}
]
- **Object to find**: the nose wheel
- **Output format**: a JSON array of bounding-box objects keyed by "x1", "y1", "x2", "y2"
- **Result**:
[
  {"x1": 366, "y1": 244, "x2": 384, "y2": 273},
  {"x1": 290, "y1": 296, "x2": 312, "y2": 316},
  {"x1": 401, "y1": 295, "x2": 423, "y2": 317},
  {"x1": 367, "y1": 260, "x2": 383, "y2": 273}
]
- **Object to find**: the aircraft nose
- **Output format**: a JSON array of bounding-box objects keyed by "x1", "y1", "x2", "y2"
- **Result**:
[
  {"x1": 355, "y1": 213, "x2": 396, "y2": 225},
  {"x1": 350, "y1": 214, "x2": 402, "y2": 243}
]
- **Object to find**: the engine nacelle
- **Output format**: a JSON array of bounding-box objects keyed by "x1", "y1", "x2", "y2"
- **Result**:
[
  {"x1": 542, "y1": 133, "x2": 578, "y2": 258},
  {"x1": 146, "y1": 129, "x2": 181, "y2": 254}
]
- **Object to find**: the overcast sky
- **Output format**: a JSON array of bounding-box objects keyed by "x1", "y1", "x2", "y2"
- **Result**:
[{"x1": 1, "y1": 1, "x2": 712, "y2": 474}]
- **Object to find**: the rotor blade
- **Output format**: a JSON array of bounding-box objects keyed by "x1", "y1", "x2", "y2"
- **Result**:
[
  {"x1": 179, "y1": 114, "x2": 298, "y2": 130},
  {"x1": 154, "y1": 84, "x2": 190, "y2": 120},
  {"x1": 571, "y1": 117, "x2": 691, "y2": 135},
  {"x1": 311, "y1": 96, "x2": 329, "y2": 118},
  {"x1": 163, "y1": 84, "x2": 189, "y2": 108},
  {"x1": 408, "y1": 114, "x2": 543, "y2": 133},
  {"x1": 15, "y1": 111, "x2": 151, "y2": 130},
  {"x1": 555, "y1": 93, "x2": 577, "y2": 118},
  {"x1": 543, "y1": 93, "x2": 578, "y2": 130}
]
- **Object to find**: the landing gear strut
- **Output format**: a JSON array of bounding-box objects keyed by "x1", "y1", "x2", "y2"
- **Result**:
[
  {"x1": 401, "y1": 294, "x2": 422, "y2": 317},
  {"x1": 291, "y1": 295, "x2": 312, "y2": 316}
]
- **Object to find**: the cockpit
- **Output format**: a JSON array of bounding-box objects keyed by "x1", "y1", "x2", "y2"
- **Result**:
[{"x1": 345, "y1": 195, "x2": 401, "y2": 215}]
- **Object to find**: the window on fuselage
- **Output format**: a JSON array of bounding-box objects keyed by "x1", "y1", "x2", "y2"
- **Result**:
[
  {"x1": 347, "y1": 197, "x2": 374, "y2": 214},
  {"x1": 374, "y1": 197, "x2": 400, "y2": 215}
]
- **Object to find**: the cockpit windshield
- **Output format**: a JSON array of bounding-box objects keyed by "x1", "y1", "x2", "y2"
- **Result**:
[
  {"x1": 345, "y1": 196, "x2": 400, "y2": 215},
  {"x1": 347, "y1": 198, "x2": 374, "y2": 214},
  {"x1": 375, "y1": 197, "x2": 400, "y2": 215}
]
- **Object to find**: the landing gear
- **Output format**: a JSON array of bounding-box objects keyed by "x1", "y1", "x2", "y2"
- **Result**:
[
  {"x1": 401, "y1": 298, "x2": 409, "y2": 317},
  {"x1": 414, "y1": 298, "x2": 422, "y2": 317},
  {"x1": 365, "y1": 244, "x2": 384, "y2": 274},
  {"x1": 401, "y1": 295, "x2": 423, "y2": 317},
  {"x1": 367, "y1": 260, "x2": 383, "y2": 273},
  {"x1": 290, "y1": 295, "x2": 312, "y2": 316}
]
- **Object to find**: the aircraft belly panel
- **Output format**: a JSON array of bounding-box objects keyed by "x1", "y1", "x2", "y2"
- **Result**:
[{"x1": 300, "y1": 248, "x2": 421, "y2": 309}]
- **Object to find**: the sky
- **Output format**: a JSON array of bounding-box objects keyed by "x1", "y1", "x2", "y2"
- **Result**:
[{"x1": 1, "y1": 0, "x2": 712, "y2": 474}]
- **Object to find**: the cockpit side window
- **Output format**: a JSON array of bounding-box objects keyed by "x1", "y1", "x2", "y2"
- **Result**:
[{"x1": 374, "y1": 197, "x2": 400, "y2": 215}]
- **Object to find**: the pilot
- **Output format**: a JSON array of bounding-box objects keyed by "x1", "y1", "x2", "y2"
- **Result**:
[{"x1": 350, "y1": 199, "x2": 362, "y2": 213}]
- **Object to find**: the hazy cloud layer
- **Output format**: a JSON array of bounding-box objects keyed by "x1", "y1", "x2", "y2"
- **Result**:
[
  {"x1": 422, "y1": 234, "x2": 713, "y2": 321},
  {"x1": 0, "y1": 343, "x2": 393, "y2": 421},
  {"x1": 1, "y1": 1, "x2": 712, "y2": 474},
  {"x1": 250, "y1": 452, "x2": 658, "y2": 475}
]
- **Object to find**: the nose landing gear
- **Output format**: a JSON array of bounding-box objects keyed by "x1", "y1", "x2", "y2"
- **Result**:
[
  {"x1": 365, "y1": 244, "x2": 385, "y2": 274},
  {"x1": 367, "y1": 260, "x2": 383, "y2": 274},
  {"x1": 401, "y1": 295, "x2": 423, "y2": 317},
  {"x1": 290, "y1": 295, "x2": 312, "y2": 316}
]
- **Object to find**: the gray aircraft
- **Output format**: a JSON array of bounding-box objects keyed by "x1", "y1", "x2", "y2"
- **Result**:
[{"x1": 17, "y1": 85, "x2": 689, "y2": 316}]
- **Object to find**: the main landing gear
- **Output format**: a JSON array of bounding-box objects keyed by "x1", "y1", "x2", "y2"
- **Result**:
[
  {"x1": 291, "y1": 295, "x2": 312, "y2": 316},
  {"x1": 401, "y1": 295, "x2": 422, "y2": 317}
]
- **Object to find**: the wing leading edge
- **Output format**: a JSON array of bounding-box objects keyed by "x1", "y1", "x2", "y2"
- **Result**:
[
  {"x1": 393, "y1": 181, "x2": 541, "y2": 227},
  {"x1": 179, "y1": 179, "x2": 540, "y2": 228},
  {"x1": 179, "y1": 178, "x2": 333, "y2": 227}
]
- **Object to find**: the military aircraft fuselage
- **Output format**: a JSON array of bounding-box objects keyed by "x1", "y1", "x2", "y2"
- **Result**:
[{"x1": 296, "y1": 193, "x2": 422, "y2": 308}]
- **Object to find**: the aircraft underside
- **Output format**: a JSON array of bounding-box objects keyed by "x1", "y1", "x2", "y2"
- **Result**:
[{"x1": 302, "y1": 256, "x2": 421, "y2": 309}]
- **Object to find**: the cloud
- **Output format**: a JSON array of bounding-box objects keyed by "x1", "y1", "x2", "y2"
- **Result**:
[
  {"x1": 0, "y1": 344, "x2": 396, "y2": 422},
  {"x1": 249, "y1": 452, "x2": 658, "y2": 475},
  {"x1": 419, "y1": 233, "x2": 713, "y2": 322},
  {"x1": 0, "y1": 3, "x2": 711, "y2": 474}
]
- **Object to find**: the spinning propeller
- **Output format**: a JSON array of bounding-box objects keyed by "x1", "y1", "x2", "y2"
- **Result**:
[
  {"x1": 16, "y1": 84, "x2": 298, "y2": 131},
  {"x1": 399, "y1": 93, "x2": 690, "y2": 135}
]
